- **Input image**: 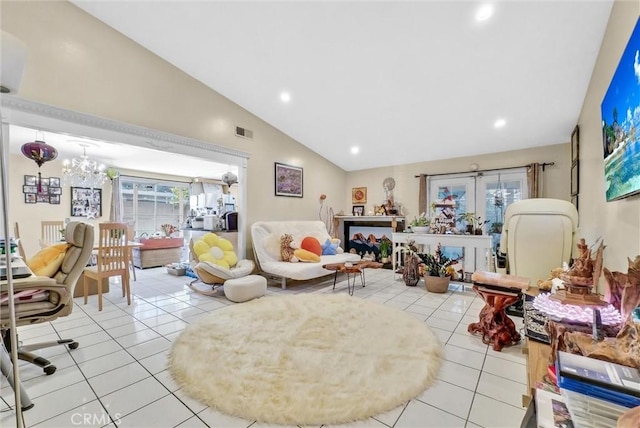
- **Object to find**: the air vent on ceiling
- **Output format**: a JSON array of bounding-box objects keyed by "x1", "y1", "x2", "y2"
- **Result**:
[{"x1": 235, "y1": 126, "x2": 253, "y2": 140}]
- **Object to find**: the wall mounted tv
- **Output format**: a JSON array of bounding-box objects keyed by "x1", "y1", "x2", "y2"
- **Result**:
[{"x1": 601, "y1": 17, "x2": 640, "y2": 202}]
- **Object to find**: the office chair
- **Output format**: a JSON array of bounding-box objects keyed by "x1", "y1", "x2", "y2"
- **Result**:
[
  {"x1": 498, "y1": 198, "x2": 579, "y2": 284},
  {"x1": 1, "y1": 221, "x2": 95, "y2": 375}
]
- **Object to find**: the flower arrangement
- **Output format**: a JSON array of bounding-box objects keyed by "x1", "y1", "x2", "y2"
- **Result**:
[
  {"x1": 160, "y1": 224, "x2": 177, "y2": 237},
  {"x1": 410, "y1": 212, "x2": 430, "y2": 227},
  {"x1": 417, "y1": 243, "x2": 460, "y2": 277}
]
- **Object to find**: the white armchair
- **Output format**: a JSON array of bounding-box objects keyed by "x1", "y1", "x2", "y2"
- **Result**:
[{"x1": 498, "y1": 198, "x2": 579, "y2": 284}]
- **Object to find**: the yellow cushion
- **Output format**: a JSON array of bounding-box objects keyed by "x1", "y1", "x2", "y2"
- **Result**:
[
  {"x1": 26, "y1": 243, "x2": 70, "y2": 277},
  {"x1": 294, "y1": 248, "x2": 320, "y2": 263},
  {"x1": 192, "y1": 233, "x2": 238, "y2": 269}
]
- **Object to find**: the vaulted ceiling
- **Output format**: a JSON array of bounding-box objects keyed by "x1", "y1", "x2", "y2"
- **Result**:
[{"x1": 71, "y1": 1, "x2": 613, "y2": 171}]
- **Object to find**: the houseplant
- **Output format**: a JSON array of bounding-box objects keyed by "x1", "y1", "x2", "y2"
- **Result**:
[
  {"x1": 378, "y1": 238, "x2": 392, "y2": 263},
  {"x1": 456, "y1": 212, "x2": 487, "y2": 235},
  {"x1": 417, "y1": 243, "x2": 459, "y2": 293},
  {"x1": 410, "y1": 213, "x2": 430, "y2": 233}
]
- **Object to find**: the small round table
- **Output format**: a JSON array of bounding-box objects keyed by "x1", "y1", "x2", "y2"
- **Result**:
[{"x1": 322, "y1": 261, "x2": 383, "y2": 296}]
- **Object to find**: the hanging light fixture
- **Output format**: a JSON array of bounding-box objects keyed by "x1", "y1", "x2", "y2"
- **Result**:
[
  {"x1": 222, "y1": 171, "x2": 238, "y2": 187},
  {"x1": 21, "y1": 132, "x2": 58, "y2": 192},
  {"x1": 61, "y1": 143, "x2": 107, "y2": 188}
]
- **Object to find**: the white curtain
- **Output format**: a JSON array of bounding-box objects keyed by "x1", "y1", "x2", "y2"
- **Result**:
[{"x1": 109, "y1": 176, "x2": 123, "y2": 222}]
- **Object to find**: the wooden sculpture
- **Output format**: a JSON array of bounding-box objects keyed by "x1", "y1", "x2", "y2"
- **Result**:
[{"x1": 549, "y1": 255, "x2": 640, "y2": 368}]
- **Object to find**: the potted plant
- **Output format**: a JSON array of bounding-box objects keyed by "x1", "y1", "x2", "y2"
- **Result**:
[
  {"x1": 456, "y1": 212, "x2": 487, "y2": 235},
  {"x1": 410, "y1": 213, "x2": 430, "y2": 233},
  {"x1": 490, "y1": 221, "x2": 503, "y2": 234},
  {"x1": 378, "y1": 238, "x2": 392, "y2": 263},
  {"x1": 417, "y1": 243, "x2": 459, "y2": 293}
]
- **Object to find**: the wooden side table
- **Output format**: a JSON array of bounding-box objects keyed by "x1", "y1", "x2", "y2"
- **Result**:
[
  {"x1": 468, "y1": 285, "x2": 522, "y2": 351},
  {"x1": 322, "y1": 261, "x2": 382, "y2": 296}
]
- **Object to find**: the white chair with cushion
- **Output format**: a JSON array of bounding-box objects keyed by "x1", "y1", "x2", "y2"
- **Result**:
[
  {"x1": 498, "y1": 198, "x2": 579, "y2": 283},
  {"x1": 188, "y1": 233, "x2": 255, "y2": 297}
]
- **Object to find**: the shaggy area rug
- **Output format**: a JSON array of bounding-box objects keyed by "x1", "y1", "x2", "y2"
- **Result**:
[{"x1": 169, "y1": 294, "x2": 442, "y2": 425}]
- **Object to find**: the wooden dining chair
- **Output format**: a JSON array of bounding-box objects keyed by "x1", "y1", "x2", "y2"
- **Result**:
[
  {"x1": 83, "y1": 222, "x2": 130, "y2": 311},
  {"x1": 41, "y1": 220, "x2": 65, "y2": 248},
  {"x1": 126, "y1": 221, "x2": 137, "y2": 281}
]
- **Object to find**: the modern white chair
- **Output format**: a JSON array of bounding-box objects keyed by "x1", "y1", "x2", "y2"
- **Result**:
[{"x1": 498, "y1": 198, "x2": 579, "y2": 283}]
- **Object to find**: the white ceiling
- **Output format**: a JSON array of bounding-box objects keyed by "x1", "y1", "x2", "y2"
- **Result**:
[
  {"x1": 69, "y1": 1, "x2": 613, "y2": 172},
  {"x1": 9, "y1": 124, "x2": 236, "y2": 180}
]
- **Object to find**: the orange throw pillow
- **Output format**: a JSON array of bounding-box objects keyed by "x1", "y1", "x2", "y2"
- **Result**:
[{"x1": 300, "y1": 237, "x2": 322, "y2": 256}]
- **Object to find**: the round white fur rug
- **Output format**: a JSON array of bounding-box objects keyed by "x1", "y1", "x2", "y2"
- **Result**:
[{"x1": 169, "y1": 294, "x2": 442, "y2": 425}]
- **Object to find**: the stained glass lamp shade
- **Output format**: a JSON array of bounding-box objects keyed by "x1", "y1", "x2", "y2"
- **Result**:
[{"x1": 21, "y1": 140, "x2": 58, "y2": 191}]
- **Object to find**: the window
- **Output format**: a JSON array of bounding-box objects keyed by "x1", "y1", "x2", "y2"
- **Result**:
[{"x1": 121, "y1": 177, "x2": 190, "y2": 236}]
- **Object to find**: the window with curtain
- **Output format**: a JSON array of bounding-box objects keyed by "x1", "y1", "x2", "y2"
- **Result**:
[{"x1": 121, "y1": 177, "x2": 190, "y2": 237}]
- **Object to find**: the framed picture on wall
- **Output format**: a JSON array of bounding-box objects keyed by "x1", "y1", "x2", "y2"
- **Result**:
[
  {"x1": 71, "y1": 187, "x2": 102, "y2": 218},
  {"x1": 571, "y1": 125, "x2": 580, "y2": 163},
  {"x1": 49, "y1": 177, "x2": 61, "y2": 188},
  {"x1": 24, "y1": 175, "x2": 36, "y2": 186},
  {"x1": 23, "y1": 185, "x2": 37, "y2": 194},
  {"x1": 274, "y1": 162, "x2": 303, "y2": 197},
  {"x1": 352, "y1": 205, "x2": 365, "y2": 216},
  {"x1": 49, "y1": 186, "x2": 62, "y2": 195},
  {"x1": 24, "y1": 193, "x2": 36, "y2": 204},
  {"x1": 50, "y1": 195, "x2": 60, "y2": 205},
  {"x1": 571, "y1": 160, "x2": 579, "y2": 196}
]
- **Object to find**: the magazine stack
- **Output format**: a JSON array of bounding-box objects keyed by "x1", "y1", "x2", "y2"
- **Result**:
[{"x1": 556, "y1": 351, "x2": 640, "y2": 427}]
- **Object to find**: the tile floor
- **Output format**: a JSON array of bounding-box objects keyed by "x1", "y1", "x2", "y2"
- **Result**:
[{"x1": 1, "y1": 268, "x2": 528, "y2": 427}]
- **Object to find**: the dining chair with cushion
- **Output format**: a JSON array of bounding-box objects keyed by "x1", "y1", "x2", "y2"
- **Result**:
[
  {"x1": 1, "y1": 221, "x2": 95, "y2": 375},
  {"x1": 83, "y1": 222, "x2": 130, "y2": 311}
]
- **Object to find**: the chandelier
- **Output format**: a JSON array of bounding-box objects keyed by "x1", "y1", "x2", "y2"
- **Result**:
[{"x1": 62, "y1": 144, "x2": 107, "y2": 188}]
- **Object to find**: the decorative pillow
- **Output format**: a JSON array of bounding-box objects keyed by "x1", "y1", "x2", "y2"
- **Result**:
[
  {"x1": 332, "y1": 238, "x2": 345, "y2": 254},
  {"x1": 192, "y1": 233, "x2": 238, "y2": 269},
  {"x1": 280, "y1": 234, "x2": 298, "y2": 262},
  {"x1": 300, "y1": 236, "x2": 322, "y2": 256},
  {"x1": 26, "y1": 243, "x2": 70, "y2": 277},
  {"x1": 294, "y1": 248, "x2": 321, "y2": 263},
  {"x1": 321, "y1": 238, "x2": 339, "y2": 255},
  {"x1": 263, "y1": 232, "x2": 282, "y2": 261}
]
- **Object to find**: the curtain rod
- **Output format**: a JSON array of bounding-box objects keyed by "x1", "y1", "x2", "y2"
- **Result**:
[{"x1": 414, "y1": 162, "x2": 555, "y2": 178}]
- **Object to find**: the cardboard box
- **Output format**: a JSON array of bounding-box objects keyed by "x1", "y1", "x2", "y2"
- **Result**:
[{"x1": 166, "y1": 266, "x2": 186, "y2": 276}]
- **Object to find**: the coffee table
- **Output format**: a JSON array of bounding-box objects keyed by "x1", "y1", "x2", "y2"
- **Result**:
[{"x1": 322, "y1": 261, "x2": 383, "y2": 296}]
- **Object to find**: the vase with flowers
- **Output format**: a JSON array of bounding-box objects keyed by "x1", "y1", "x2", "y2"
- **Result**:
[{"x1": 160, "y1": 224, "x2": 177, "y2": 238}]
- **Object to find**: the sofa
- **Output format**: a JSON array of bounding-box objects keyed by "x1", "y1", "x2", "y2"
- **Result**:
[{"x1": 251, "y1": 221, "x2": 361, "y2": 289}]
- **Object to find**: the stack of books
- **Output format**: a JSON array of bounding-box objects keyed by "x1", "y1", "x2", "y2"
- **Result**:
[{"x1": 556, "y1": 351, "x2": 640, "y2": 427}]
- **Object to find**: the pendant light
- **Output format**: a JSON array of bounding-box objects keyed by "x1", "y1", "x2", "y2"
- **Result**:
[{"x1": 21, "y1": 132, "x2": 58, "y2": 192}]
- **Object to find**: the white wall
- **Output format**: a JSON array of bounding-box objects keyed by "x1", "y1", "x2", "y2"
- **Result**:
[{"x1": 577, "y1": 0, "x2": 639, "y2": 275}]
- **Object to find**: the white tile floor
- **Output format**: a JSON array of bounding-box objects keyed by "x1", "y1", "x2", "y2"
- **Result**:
[{"x1": 1, "y1": 268, "x2": 527, "y2": 427}]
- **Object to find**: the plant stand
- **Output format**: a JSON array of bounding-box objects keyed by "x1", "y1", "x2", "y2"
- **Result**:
[{"x1": 424, "y1": 275, "x2": 450, "y2": 293}]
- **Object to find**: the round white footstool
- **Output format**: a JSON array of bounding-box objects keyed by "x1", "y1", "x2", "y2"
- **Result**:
[{"x1": 224, "y1": 275, "x2": 267, "y2": 303}]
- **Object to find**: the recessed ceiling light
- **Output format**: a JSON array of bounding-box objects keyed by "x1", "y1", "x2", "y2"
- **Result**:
[
  {"x1": 351, "y1": 146, "x2": 359, "y2": 154},
  {"x1": 494, "y1": 118, "x2": 506, "y2": 128},
  {"x1": 280, "y1": 92, "x2": 291, "y2": 103},
  {"x1": 476, "y1": 4, "x2": 494, "y2": 22}
]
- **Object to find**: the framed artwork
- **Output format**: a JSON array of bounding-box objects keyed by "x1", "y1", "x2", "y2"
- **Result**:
[
  {"x1": 23, "y1": 185, "x2": 37, "y2": 194},
  {"x1": 570, "y1": 160, "x2": 579, "y2": 196},
  {"x1": 49, "y1": 177, "x2": 60, "y2": 188},
  {"x1": 571, "y1": 194, "x2": 579, "y2": 212},
  {"x1": 40, "y1": 178, "x2": 49, "y2": 187},
  {"x1": 37, "y1": 186, "x2": 49, "y2": 195},
  {"x1": 352, "y1": 187, "x2": 367, "y2": 204},
  {"x1": 49, "y1": 187, "x2": 62, "y2": 195},
  {"x1": 24, "y1": 194, "x2": 36, "y2": 204},
  {"x1": 71, "y1": 187, "x2": 102, "y2": 218},
  {"x1": 274, "y1": 162, "x2": 303, "y2": 197},
  {"x1": 50, "y1": 195, "x2": 60, "y2": 205},
  {"x1": 36, "y1": 194, "x2": 49, "y2": 203},
  {"x1": 352, "y1": 205, "x2": 365, "y2": 216},
  {"x1": 24, "y1": 175, "x2": 36, "y2": 186},
  {"x1": 571, "y1": 125, "x2": 580, "y2": 163}
]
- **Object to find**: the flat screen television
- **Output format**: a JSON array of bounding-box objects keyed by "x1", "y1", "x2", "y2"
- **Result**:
[{"x1": 601, "y1": 17, "x2": 640, "y2": 202}]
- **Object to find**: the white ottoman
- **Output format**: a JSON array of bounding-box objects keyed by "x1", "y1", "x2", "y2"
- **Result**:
[{"x1": 224, "y1": 275, "x2": 267, "y2": 303}]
